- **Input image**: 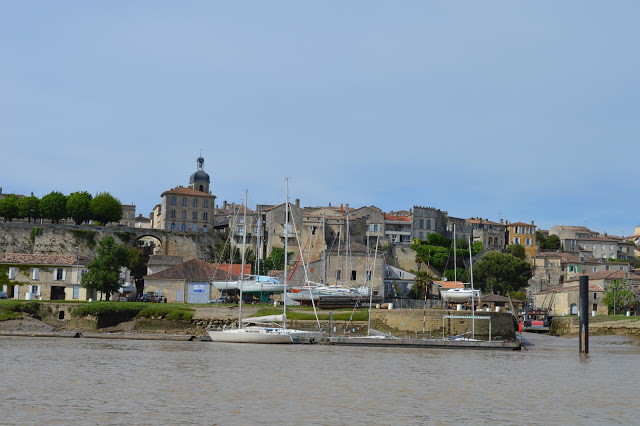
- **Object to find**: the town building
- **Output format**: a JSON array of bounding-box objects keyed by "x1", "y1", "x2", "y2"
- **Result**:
[
  {"x1": 384, "y1": 213, "x2": 412, "y2": 245},
  {"x1": 412, "y1": 206, "x2": 447, "y2": 241},
  {"x1": 152, "y1": 157, "x2": 217, "y2": 233},
  {"x1": 506, "y1": 221, "x2": 537, "y2": 261},
  {"x1": 467, "y1": 217, "x2": 506, "y2": 252}
]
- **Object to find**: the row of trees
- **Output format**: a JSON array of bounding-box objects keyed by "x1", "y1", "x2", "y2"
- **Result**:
[{"x1": 0, "y1": 191, "x2": 123, "y2": 225}]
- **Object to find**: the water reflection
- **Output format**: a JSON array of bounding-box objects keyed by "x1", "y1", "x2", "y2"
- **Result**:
[{"x1": 0, "y1": 333, "x2": 638, "y2": 424}]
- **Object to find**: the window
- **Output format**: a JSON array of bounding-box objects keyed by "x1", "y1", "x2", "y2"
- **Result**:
[
  {"x1": 203, "y1": 225, "x2": 208, "y2": 233},
  {"x1": 8, "y1": 267, "x2": 15, "y2": 279},
  {"x1": 336, "y1": 270, "x2": 341, "y2": 280},
  {"x1": 55, "y1": 268, "x2": 66, "y2": 281},
  {"x1": 605, "y1": 265, "x2": 610, "y2": 271},
  {"x1": 170, "y1": 210, "x2": 176, "y2": 219},
  {"x1": 192, "y1": 212, "x2": 198, "y2": 220},
  {"x1": 73, "y1": 286, "x2": 80, "y2": 300},
  {"x1": 171, "y1": 197, "x2": 176, "y2": 206},
  {"x1": 514, "y1": 226, "x2": 519, "y2": 234},
  {"x1": 182, "y1": 198, "x2": 187, "y2": 206},
  {"x1": 594, "y1": 293, "x2": 597, "y2": 300},
  {"x1": 180, "y1": 223, "x2": 187, "y2": 231},
  {"x1": 203, "y1": 212, "x2": 208, "y2": 221},
  {"x1": 419, "y1": 219, "x2": 424, "y2": 228},
  {"x1": 170, "y1": 223, "x2": 176, "y2": 231},
  {"x1": 367, "y1": 224, "x2": 380, "y2": 232},
  {"x1": 426, "y1": 220, "x2": 431, "y2": 230},
  {"x1": 525, "y1": 238, "x2": 532, "y2": 246},
  {"x1": 351, "y1": 270, "x2": 357, "y2": 281},
  {"x1": 192, "y1": 224, "x2": 197, "y2": 232},
  {"x1": 181, "y1": 211, "x2": 187, "y2": 219},
  {"x1": 204, "y1": 200, "x2": 209, "y2": 208},
  {"x1": 32, "y1": 268, "x2": 39, "y2": 280},
  {"x1": 238, "y1": 217, "x2": 244, "y2": 224},
  {"x1": 31, "y1": 285, "x2": 40, "y2": 296},
  {"x1": 514, "y1": 237, "x2": 521, "y2": 244},
  {"x1": 237, "y1": 225, "x2": 245, "y2": 235},
  {"x1": 419, "y1": 232, "x2": 424, "y2": 239},
  {"x1": 193, "y1": 199, "x2": 198, "y2": 207}
]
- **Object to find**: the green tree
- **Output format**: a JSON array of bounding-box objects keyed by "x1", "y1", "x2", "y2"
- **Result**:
[
  {"x1": 261, "y1": 247, "x2": 292, "y2": 274},
  {"x1": 408, "y1": 270, "x2": 436, "y2": 299},
  {"x1": 90, "y1": 192, "x2": 123, "y2": 225},
  {"x1": 40, "y1": 191, "x2": 68, "y2": 224},
  {"x1": 126, "y1": 247, "x2": 149, "y2": 282},
  {"x1": 473, "y1": 251, "x2": 532, "y2": 294},
  {"x1": 67, "y1": 191, "x2": 93, "y2": 225},
  {"x1": 507, "y1": 244, "x2": 526, "y2": 260},
  {"x1": 412, "y1": 244, "x2": 449, "y2": 271},
  {"x1": 81, "y1": 236, "x2": 129, "y2": 300},
  {"x1": 425, "y1": 233, "x2": 451, "y2": 248},
  {"x1": 17, "y1": 195, "x2": 40, "y2": 223},
  {"x1": 537, "y1": 231, "x2": 561, "y2": 250},
  {"x1": 0, "y1": 195, "x2": 19, "y2": 221},
  {"x1": 603, "y1": 280, "x2": 638, "y2": 315}
]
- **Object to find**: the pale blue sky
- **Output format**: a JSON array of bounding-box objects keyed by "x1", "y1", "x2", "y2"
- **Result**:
[{"x1": 1, "y1": 2, "x2": 638, "y2": 235}]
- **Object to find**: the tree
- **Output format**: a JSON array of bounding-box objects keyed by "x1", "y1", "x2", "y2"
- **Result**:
[
  {"x1": 408, "y1": 270, "x2": 436, "y2": 299},
  {"x1": 412, "y1": 244, "x2": 449, "y2": 271},
  {"x1": 40, "y1": 191, "x2": 68, "y2": 224},
  {"x1": 473, "y1": 251, "x2": 532, "y2": 294},
  {"x1": 261, "y1": 247, "x2": 292, "y2": 274},
  {"x1": 603, "y1": 280, "x2": 638, "y2": 315},
  {"x1": 507, "y1": 244, "x2": 526, "y2": 260},
  {"x1": 91, "y1": 192, "x2": 123, "y2": 225},
  {"x1": 67, "y1": 191, "x2": 93, "y2": 225},
  {"x1": 425, "y1": 233, "x2": 451, "y2": 248},
  {"x1": 0, "y1": 195, "x2": 19, "y2": 221},
  {"x1": 81, "y1": 236, "x2": 129, "y2": 300},
  {"x1": 537, "y1": 231, "x2": 561, "y2": 250},
  {"x1": 126, "y1": 247, "x2": 149, "y2": 282},
  {"x1": 17, "y1": 195, "x2": 40, "y2": 223}
]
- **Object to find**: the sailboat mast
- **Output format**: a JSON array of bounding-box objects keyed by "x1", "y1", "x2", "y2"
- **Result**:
[
  {"x1": 322, "y1": 211, "x2": 326, "y2": 284},
  {"x1": 238, "y1": 190, "x2": 248, "y2": 327},
  {"x1": 454, "y1": 224, "x2": 457, "y2": 283},
  {"x1": 468, "y1": 235, "x2": 475, "y2": 339},
  {"x1": 367, "y1": 237, "x2": 380, "y2": 336},
  {"x1": 283, "y1": 178, "x2": 289, "y2": 330}
]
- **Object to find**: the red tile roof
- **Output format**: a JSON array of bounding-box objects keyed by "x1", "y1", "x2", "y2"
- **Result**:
[
  {"x1": 434, "y1": 280, "x2": 465, "y2": 289},
  {"x1": 161, "y1": 187, "x2": 215, "y2": 198},
  {"x1": 385, "y1": 214, "x2": 411, "y2": 222}
]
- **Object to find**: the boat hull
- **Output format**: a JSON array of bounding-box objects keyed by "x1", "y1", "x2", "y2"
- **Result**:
[
  {"x1": 328, "y1": 336, "x2": 521, "y2": 350},
  {"x1": 207, "y1": 327, "x2": 294, "y2": 344}
]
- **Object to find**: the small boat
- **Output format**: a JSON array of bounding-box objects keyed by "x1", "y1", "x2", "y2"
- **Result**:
[
  {"x1": 441, "y1": 287, "x2": 481, "y2": 303},
  {"x1": 211, "y1": 275, "x2": 284, "y2": 294}
]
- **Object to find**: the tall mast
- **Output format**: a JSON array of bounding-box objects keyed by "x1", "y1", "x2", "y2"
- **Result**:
[
  {"x1": 454, "y1": 224, "x2": 457, "y2": 283},
  {"x1": 367, "y1": 237, "x2": 380, "y2": 336},
  {"x1": 283, "y1": 178, "x2": 289, "y2": 330},
  {"x1": 468, "y1": 235, "x2": 475, "y2": 339},
  {"x1": 322, "y1": 211, "x2": 326, "y2": 284},
  {"x1": 238, "y1": 190, "x2": 248, "y2": 327}
]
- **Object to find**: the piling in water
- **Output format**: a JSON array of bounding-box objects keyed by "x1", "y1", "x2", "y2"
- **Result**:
[{"x1": 579, "y1": 275, "x2": 589, "y2": 353}]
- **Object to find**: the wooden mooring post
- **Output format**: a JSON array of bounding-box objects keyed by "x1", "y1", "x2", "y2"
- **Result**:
[{"x1": 579, "y1": 275, "x2": 589, "y2": 353}]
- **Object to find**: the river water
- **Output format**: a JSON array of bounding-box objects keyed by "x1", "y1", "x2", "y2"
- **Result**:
[{"x1": 1, "y1": 333, "x2": 638, "y2": 425}]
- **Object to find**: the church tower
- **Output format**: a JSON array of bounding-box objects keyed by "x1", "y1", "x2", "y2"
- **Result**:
[{"x1": 189, "y1": 156, "x2": 210, "y2": 193}]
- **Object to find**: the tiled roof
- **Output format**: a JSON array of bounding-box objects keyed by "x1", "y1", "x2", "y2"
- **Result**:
[
  {"x1": 564, "y1": 270, "x2": 631, "y2": 284},
  {"x1": 161, "y1": 187, "x2": 215, "y2": 198},
  {"x1": 385, "y1": 214, "x2": 411, "y2": 222},
  {"x1": 539, "y1": 283, "x2": 604, "y2": 294},
  {"x1": 144, "y1": 258, "x2": 250, "y2": 281},
  {"x1": 148, "y1": 255, "x2": 184, "y2": 265},
  {"x1": 434, "y1": 280, "x2": 465, "y2": 289},
  {"x1": 466, "y1": 218, "x2": 503, "y2": 226},
  {"x1": 0, "y1": 253, "x2": 85, "y2": 265},
  {"x1": 578, "y1": 236, "x2": 621, "y2": 243},
  {"x1": 508, "y1": 222, "x2": 535, "y2": 227},
  {"x1": 478, "y1": 293, "x2": 516, "y2": 303}
]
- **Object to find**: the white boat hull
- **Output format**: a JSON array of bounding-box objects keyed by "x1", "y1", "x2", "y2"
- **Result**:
[
  {"x1": 212, "y1": 281, "x2": 284, "y2": 293},
  {"x1": 441, "y1": 289, "x2": 481, "y2": 302},
  {"x1": 207, "y1": 327, "x2": 294, "y2": 344}
]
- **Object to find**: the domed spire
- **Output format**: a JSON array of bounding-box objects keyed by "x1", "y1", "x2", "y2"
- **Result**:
[{"x1": 190, "y1": 156, "x2": 210, "y2": 188}]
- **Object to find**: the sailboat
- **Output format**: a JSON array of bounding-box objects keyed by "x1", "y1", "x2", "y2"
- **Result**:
[
  {"x1": 207, "y1": 191, "x2": 294, "y2": 344},
  {"x1": 440, "y1": 225, "x2": 481, "y2": 303}
]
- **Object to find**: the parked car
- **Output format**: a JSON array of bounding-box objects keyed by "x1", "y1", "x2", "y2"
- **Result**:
[
  {"x1": 0, "y1": 291, "x2": 8, "y2": 299},
  {"x1": 208, "y1": 297, "x2": 226, "y2": 304}
]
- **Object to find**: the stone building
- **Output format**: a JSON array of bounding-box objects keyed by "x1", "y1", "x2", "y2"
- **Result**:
[
  {"x1": 466, "y1": 218, "x2": 506, "y2": 251},
  {"x1": 384, "y1": 213, "x2": 412, "y2": 245},
  {"x1": 412, "y1": 206, "x2": 447, "y2": 241},
  {"x1": 153, "y1": 157, "x2": 217, "y2": 233},
  {"x1": 1, "y1": 253, "x2": 91, "y2": 301}
]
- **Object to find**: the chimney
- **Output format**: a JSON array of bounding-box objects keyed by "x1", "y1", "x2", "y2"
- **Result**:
[
  {"x1": 329, "y1": 202, "x2": 332, "y2": 207},
  {"x1": 531, "y1": 220, "x2": 534, "y2": 225},
  {"x1": 341, "y1": 203, "x2": 344, "y2": 213},
  {"x1": 223, "y1": 200, "x2": 227, "y2": 210},
  {"x1": 500, "y1": 218, "x2": 504, "y2": 224},
  {"x1": 295, "y1": 198, "x2": 300, "y2": 207}
]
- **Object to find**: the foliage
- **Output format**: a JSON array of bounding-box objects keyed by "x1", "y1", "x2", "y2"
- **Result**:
[
  {"x1": 137, "y1": 306, "x2": 194, "y2": 321},
  {"x1": 126, "y1": 247, "x2": 149, "y2": 281},
  {"x1": 0, "y1": 300, "x2": 42, "y2": 321},
  {"x1": 69, "y1": 301, "x2": 195, "y2": 322},
  {"x1": 30, "y1": 227, "x2": 43, "y2": 244},
  {"x1": 66, "y1": 191, "x2": 93, "y2": 225},
  {"x1": 443, "y1": 268, "x2": 469, "y2": 283},
  {"x1": 17, "y1": 195, "x2": 40, "y2": 223},
  {"x1": 536, "y1": 232, "x2": 561, "y2": 250},
  {"x1": 90, "y1": 192, "x2": 123, "y2": 225},
  {"x1": 254, "y1": 306, "x2": 369, "y2": 321},
  {"x1": 81, "y1": 236, "x2": 129, "y2": 300},
  {"x1": 261, "y1": 247, "x2": 292, "y2": 273},
  {"x1": 411, "y1": 244, "x2": 449, "y2": 271},
  {"x1": 0, "y1": 194, "x2": 19, "y2": 221},
  {"x1": 602, "y1": 280, "x2": 638, "y2": 314},
  {"x1": 425, "y1": 233, "x2": 451, "y2": 248},
  {"x1": 408, "y1": 270, "x2": 435, "y2": 299},
  {"x1": 40, "y1": 191, "x2": 68, "y2": 224},
  {"x1": 472, "y1": 251, "x2": 532, "y2": 295},
  {"x1": 70, "y1": 229, "x2": 97, "y2": 249},
  {"x1": 507, "y1": 244, "x2": 526, "y2": 260},
  {"x1": 114, "y1": 231, "x2": 135, "y2": 244},
  {"x1": 509, "y1": 291, "x2": 527, "y2": 301}
]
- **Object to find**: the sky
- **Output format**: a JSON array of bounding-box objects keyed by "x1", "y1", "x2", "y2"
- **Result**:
[{"x1": 1, "y1": 2, "x2": 638, "y2": 236}]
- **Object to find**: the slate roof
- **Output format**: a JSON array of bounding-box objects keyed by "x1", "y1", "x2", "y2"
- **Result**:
[{"x1": 144, "y1": 258, "x2": 249, "y2": 281}]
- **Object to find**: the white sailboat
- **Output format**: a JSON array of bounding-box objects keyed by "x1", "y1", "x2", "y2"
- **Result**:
[
  {"x1": 440, "y1": 225, "x2": 481, "y2": 303},
  {"x1": 208, "y1": 191, "x2": 294, "y2": 344}
]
